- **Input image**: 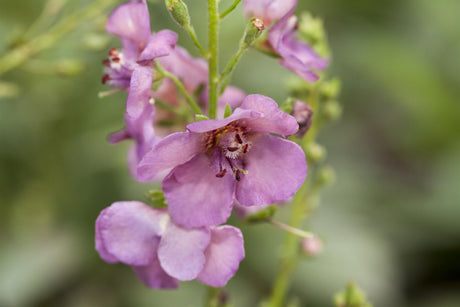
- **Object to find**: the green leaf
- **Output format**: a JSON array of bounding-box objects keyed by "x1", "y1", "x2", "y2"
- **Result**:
[{"x1": 223, "y1": 103, "x2": 232, "y2": 118}]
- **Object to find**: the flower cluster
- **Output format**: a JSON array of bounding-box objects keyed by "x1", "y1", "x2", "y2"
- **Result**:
[{"x1": 95, "y1": 0, "x2": 323, "y2": 290}]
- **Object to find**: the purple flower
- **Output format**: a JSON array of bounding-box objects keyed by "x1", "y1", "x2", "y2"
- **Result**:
[
  {"x1": 201, "y1": 86, "x2": 246, "y2": 119},
  {"x1": 138, "y1": 94, "x2": 307, "y2": 228},
  {"x1": 243, "y1": 0, "x2": 298, "y2": 27},
  {"x1": 103, "y1": 0, "x2": 177, "y2": 118},
  {"x1": 96, "y1": 201, "x2": 245, "y2": 288},
  {"x1": 108, "y1": 103, "x2": 159, "y2": 178},
  {"x1": 268, "y1": 12, "x2": 329, "y2": 82}
]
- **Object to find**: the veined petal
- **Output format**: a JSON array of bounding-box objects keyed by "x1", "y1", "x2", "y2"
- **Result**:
[
  {"x1": 95, "y1": 201, "x2": 168, "y2": 266},
  {"x1": 137, "y1": 132, "x2": 204, "y2": 182},
  {"x1": 236, "y1": 135, "x2": 306, "y2": 206},
  {"x1": 240, "y1": 94, "x2": 299, "y2": 137},
  {"x1": 158, "y1": 222, "x2": 211, "y2": 281},
  {"x1": 186, "y1": 108, "x2": 261, "y2": 133},
  {"x1": 106, "y1": 0, "x2": 151, "y2": 49},
  {"x1": 138, "y1": 30, "x2": 178, "y2": 62},
  {"x1": 132, "y1": 257, "x2": 179, "y2": 289},
  {"x1": 162, "y1": 153, "x2": 236, "y2": 228},
  {"x1": 197, "y1": 226, "x2": 245, "y2": 287},
  {"x1": 126, "y1": 64, "x2": 153, "y2": 119}
]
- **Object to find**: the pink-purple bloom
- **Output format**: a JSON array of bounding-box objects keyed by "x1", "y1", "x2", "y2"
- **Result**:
[
  {"x1": 103, "y1": 0, "x2": 177, "y2": 118},
  {"x1": 268, "y1": 10, "x2": 329, "y2": 82},
  {"x1": 243, "y1": 0, "x2": 297, "y2": 27},
  {"x1": 103, "y1": 1, "x2": 178, "y2": 175},
  {"x1": 96, "y1": 201, "x2": 245, "y2": 288},
  {"x1": 138, "y1": 94, "x2": 307, "y2": 228}
]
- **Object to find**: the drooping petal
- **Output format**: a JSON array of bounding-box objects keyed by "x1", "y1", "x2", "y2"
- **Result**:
[
  {"x1": 108, "y1": 129, "x2": 130, "y2": 144},
  {"x1": 137, "y1": 132, "x2": 204, "y2": 181},
  {"x1": 243, "y1": 0, "x2": 297, "y2": 26},
  {"x1": 126, "y1": 64, "x2": 153, "y2": 119},
  {"x1": 158, "y1": 222, "x2": 211, "y2": 281},
  {"x1": 240, "y1": 94, "x2": 299, "y2": 137},
  {"x1": 95, "y1": 201, "x2": 168, "y2": 266},
  {"x1": 162, "y1": 153, "x2": 236, "y2": 227},
  {"x1": 268, "y1": 14, "x2": 328, "y2": 82},
  {"x1": 197, "y1": 226, "x2": 245, "y2": 287},
  {"x1": 138, "y1": 30, "x2": 178, "y2": 63},
  {"x1": 236, "y1": 135, "x2": 306, "y2": 206},
  {"x1": 106, "y1": 0, "x2": 151, "y2": 49},
  {"x1": 132, "y1": 257, "x2": 179, "y2": 289},
  {"x1": 186, "y1": 108, "x2": 261, "y2": 133}
]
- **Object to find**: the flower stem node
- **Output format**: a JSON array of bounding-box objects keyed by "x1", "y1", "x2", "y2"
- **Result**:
[
  {"x1": 306, "y1": 143, "x2": 326, "y2": 163},
  {"x1": 165, "y1": 0, "x2": 191, "y2": 27},
  {"x1": 146, "y1": 189, "x2": 168, "y2": 209}
]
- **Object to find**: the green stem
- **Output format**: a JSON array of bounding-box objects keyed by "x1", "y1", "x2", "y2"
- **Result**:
[
  {"x1": 219, "y1": 0, "x2": 242, "y2": 20},
  {"x1": 219, "y1": 42, "x2": 246, "y2": 94},
  {"x1": 207, "y1": 0, "x2": 219, "y2": 119},
  {"x1": 184, "y1": 24, "x2": 209, "y2": 58},
  {"x1": 154, "y1": 62, "x2": 203, "y2": 115},
  {"x1": 206, "y1": 287, "x2": 226, "y2": 307},
  {"x1": 0, "y1": 0, "x2": 117, "y2": 76},
  {"x1": 267, "y1": 85, "x2": 321, "y2": 307}
]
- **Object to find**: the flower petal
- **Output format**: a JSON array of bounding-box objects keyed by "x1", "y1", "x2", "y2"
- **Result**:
[
  {"x1": 186, "y1": 108, "x2": 261, "y2": 133},
  {"x1": 132, "y1": 258, "x2": 179, "y2": 289},
  {"x1": 243, "y1": 0, "x2": 298, "y2": 26},
  {"x1": 106, "y1": 0, "x2": 151, "y2": 49},
  {"x1": 126, "y1": 64, "x2": 153, "y2": 119},
  {"x1": 236, "y1": 135, "x2": 306, "y2": 206},
  {"x1": 138, "y1": 30, "x2": 178, "y2": 63},
  {"x1": 95, "y1": 201, "x2": 168, "y2": 266},
  {"x1": 158, "y1": 222, "x2": 211, "y2": 281},
  {"x1": 241, "y1": 94, "x2": 299, "y2": 137},
  {"x1": 197, "y1": 225, "x2": 245, "y2": 287},
  {"x1": 162, "y1": 153, "x2": 236, "y2": 227},
  {"x1": 137, "y1": 132, "x2": 203, "y2": 181}
]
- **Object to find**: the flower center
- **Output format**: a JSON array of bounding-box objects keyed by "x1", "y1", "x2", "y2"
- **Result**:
[
  {"x1": 209, "y1": 126, "x2": 251, "y2": 181},
  {"x1": 102, "y1": 48, "x2": 132, "y2": 88}
]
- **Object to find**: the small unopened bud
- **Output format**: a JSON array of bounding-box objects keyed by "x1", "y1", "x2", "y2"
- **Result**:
[
  {"x1": 306, "y1": 143, "x2": 326, "y2": 163},
  {"x1": 320, "y1": 78, "x2": 341, "y2": 99},
  {"x1": 334, "y1": 282, "x2": 373, "y2": 307},
  {"x1": 301, "y1": 235, "x2": 323, "y2": 256},
  {"x1": 323, "y1": 100, "x2": 342, "y2": 121},
  {"x1": 292, "y1": 100, "x2": 313, "y2": 138},
  {"x1": 315, "y1": 165, "x2": 336, "y2": 188},
  {"x1": 165, "y1": 0, "x2": 190, "y2": 27},
  {"x1": 243, "y1": 18, "x2": 264, "y2": 47}
]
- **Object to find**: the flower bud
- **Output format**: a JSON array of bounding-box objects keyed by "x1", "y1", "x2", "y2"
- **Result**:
[
  {"x1": 243, "y1": 18, "x2": 265, "y2": 47},
  {"x1": 306, "y1": 143, "x2": 326, "y2": 163},
  {"x1": 315, "y1": 165, "x2": 336, "y2": 188},
  {"x1": 301, "y1": 235, "x2": 323, "y2": 257},
  {"x1": 334, "y1": 282, "x2": 373, "y2": 307},
  {"x1": 292, "y1": 100, "x2": 313, "y2": 138},
  {"x1": 165, "y1": 0, "x2": 190, "y2": 27},
  {"x1": 323, "y1": 100, "x2": 342, "y2": 121},
  {"x1": 320, "y1": 78, "x2": 341, "y2": 99}
]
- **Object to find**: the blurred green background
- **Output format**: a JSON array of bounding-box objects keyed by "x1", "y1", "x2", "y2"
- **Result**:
[{"x1": 1, "y1": 0, "x2": 459, "y2": 306}]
